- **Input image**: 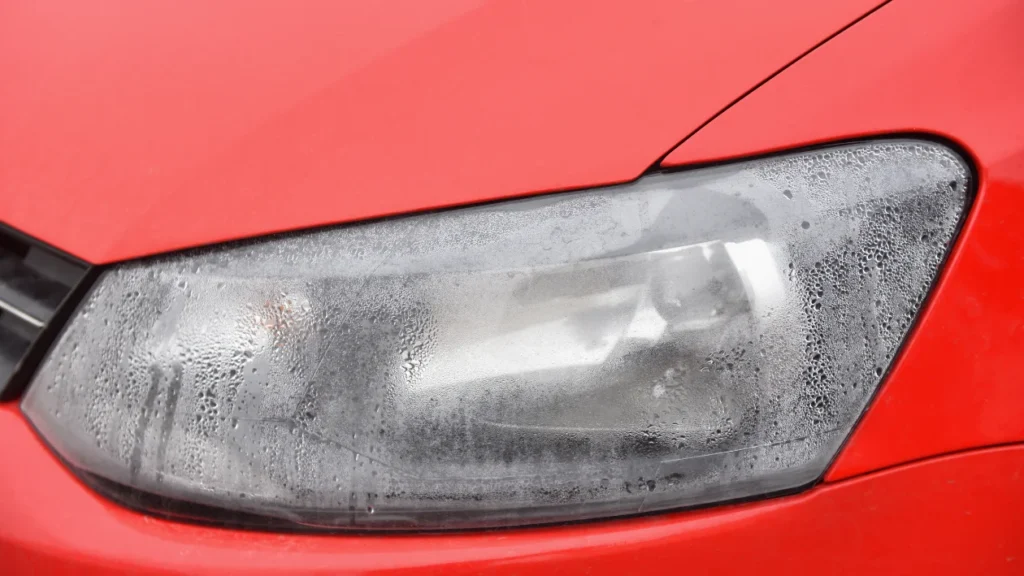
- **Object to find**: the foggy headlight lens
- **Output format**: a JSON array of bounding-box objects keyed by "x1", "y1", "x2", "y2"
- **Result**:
[{"x1": 23, "y1": 140, "x2": 969, "y2": 529}]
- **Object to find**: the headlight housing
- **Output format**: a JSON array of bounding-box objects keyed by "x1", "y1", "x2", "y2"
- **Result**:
[{"x1": 23, "y1": 140, "x2": 970, "y2": 530}]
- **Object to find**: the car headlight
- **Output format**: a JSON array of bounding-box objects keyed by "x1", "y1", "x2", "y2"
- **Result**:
[{"x1": 22, "y1": 139, "x2": 970, "y2": 530}]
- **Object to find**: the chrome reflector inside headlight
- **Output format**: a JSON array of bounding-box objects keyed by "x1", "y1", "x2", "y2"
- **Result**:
[{"x1": 23, "y1": 140, "x2": 970, "y2": 530}]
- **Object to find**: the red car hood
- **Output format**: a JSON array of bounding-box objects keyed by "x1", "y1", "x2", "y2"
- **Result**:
[{"x1": 0, "y1": 0, "x2": 880, "y2": 264}]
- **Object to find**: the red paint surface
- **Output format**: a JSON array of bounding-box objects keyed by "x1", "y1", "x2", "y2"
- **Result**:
[
  {"x1": 1, "y1": 405, "x2": 1021, "y2": 575},
  {"x1": 0, "y1": 0, "x2": 878, "y2": 265},
  {"x1": 661, "y1": 0, "x2": 1024, "y2": 481},
  {"x1": 3, "y1": 0, "x2": 1024, "y2": 573}
]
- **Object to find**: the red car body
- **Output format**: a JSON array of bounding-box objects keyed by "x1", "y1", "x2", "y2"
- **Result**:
[{"x1": 1, "y1": 0, "x2": 1022, "y2": 573}]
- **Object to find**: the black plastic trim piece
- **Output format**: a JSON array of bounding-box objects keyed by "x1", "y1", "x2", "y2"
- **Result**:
[{"x1": 0, "y1": 223, "x2": 95, "y2": 401}]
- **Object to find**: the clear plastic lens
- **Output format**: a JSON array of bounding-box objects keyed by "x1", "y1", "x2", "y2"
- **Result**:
[{"x1": 23, "y1": 140, "x2": 969, "y2": 529}]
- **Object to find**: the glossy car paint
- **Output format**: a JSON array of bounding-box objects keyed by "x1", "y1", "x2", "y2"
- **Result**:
[
  {"x1": 0, "y1": 0, "x2": 881, "y2": 264},
  {"x1": 662, "y1": 0, "x2": 1024, "y2": 481},
  {"x1": 2, "y1": 0, "x2": 1023, "y2": 574}
]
